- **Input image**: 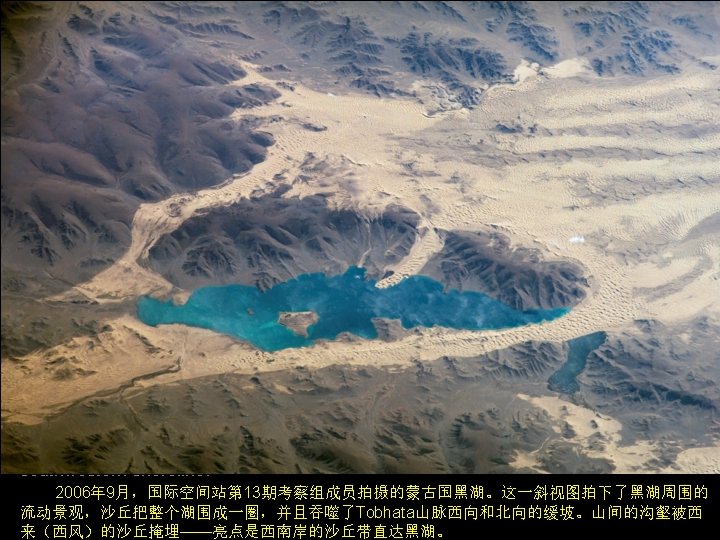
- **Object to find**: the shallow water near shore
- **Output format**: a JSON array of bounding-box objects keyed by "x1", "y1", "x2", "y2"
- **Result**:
[{"x1": 137, "y1": 267, "x2": 569, "y2": 352}]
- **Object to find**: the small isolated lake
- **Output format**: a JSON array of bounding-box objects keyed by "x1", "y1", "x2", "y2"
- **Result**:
[{"x1": 548, "y1": 331, "x2": 607, "y2": 394}]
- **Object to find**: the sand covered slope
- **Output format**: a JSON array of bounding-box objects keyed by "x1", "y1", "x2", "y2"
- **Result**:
[{"x1": 2, "y1": 2, "x2": 718, "y2": 472}]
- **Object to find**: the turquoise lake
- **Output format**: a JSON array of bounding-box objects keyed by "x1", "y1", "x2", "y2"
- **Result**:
[{"x1": 137, "y1": 266, "x2": 569, "y2": 352}]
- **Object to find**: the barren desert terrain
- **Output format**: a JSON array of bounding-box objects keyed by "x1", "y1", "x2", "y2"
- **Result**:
[{"x1": 2, "y1": 1, "x2": 718, "y2": 473}]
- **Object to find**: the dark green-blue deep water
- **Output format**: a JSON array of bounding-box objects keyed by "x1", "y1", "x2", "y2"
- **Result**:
[
  {"x1": 137, "y1": 267, "x2": 569, "y2": 352},
  {"x1": 548, "y1": 331, "x2": 607, "y2": 394}
]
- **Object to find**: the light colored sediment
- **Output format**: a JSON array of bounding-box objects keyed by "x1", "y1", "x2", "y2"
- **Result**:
[
  {"x1": 375, "y1": 222, "x2": 444, "y2": 288},
  {"x1": 5, "y1": 63, "x2": 719, "y2": 432},
  {"x1": 666, "y1": 445, "x2": 720, "y2": 474},
  {"x1": 512, "y1": 394, "x2": 662, "y2": 473},
  {"x1": 511, "y1": 394, "x2": 720, "y2": 474}
]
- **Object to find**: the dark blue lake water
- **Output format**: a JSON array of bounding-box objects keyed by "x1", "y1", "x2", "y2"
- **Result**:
[
  {"x1": 137, "y1": 267, "x2": 569, "y2": 352},
  {"x1": 548, "y1": 331, "x2": 607, "y2": 394}
]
